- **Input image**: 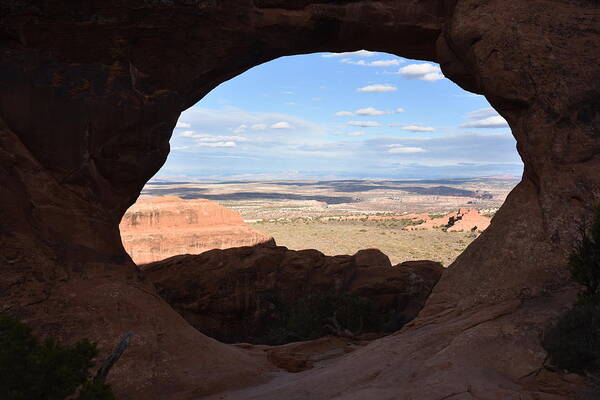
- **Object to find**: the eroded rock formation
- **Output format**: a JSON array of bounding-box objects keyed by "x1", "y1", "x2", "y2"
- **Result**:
[
  {"x1": 120, "y1": 196, "x2": 274, "y2": 264},
  {"x1": 406, "y1": 207, "x2": 491, "y2": 232},
  {"x1": 143, "y1": 246, "x2": 443, "y2": 343},
  {"x1": 1, "y1": 0, "x2": 598, "y2": 398}
]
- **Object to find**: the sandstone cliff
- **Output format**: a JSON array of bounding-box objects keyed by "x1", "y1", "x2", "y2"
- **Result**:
[
  {"x1": 143, "y1": 246, "x2": 443, "y2": 344},
  {"x1": 120, "y1": 196, "x2": 274, "y2": 264}
]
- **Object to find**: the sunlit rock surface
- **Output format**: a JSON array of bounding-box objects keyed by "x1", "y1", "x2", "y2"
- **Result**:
[
  {"x1": 120, "y1": 196, "x2": 274, "y2": 264},
  {"x1": 406, "y1": 208, "x2": 491, "y2": 232}
]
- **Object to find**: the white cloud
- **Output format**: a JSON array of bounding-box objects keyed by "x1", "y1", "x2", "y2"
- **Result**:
[
  {"x1": 389, "y1": 124, "x2": 435, "y2": 132},
  {"x1": 348, "y1": 121, "x2": 381, "y2": 127},
  {"x1": 396, "y1": 108, "x2": 405, "y2": 113},
  {"x1": 176, "y1": 121, "x2": 191, "y2": 128},
  {"x1": 176, "y1": 106, "x2": 326, "y2": 138},
  {"x1": 322, "y1": 50, "x2": 376, "y2": 58},
  {"x1": 271, "y1": 121, "x2": 293, "y2": 129},
  {"x1": 334, "y1": 131, "x2": 367, "y2": 137},
  {"x1": 196, "y1": 135, "x2": 247, "y2": 143},
  {"x1": 356, "y1": 107, "x2": 386, "y2": 116},
  {"x1": 461, "y1": 116, "x2": 508, "y2": 128},
  {"x1": 402, "y1": 125, "x2": 434, "y2": 132},
  {"x1": 169, "y1": 106, "x2": 330, "y2": 162},
  {"x1": 251, "y1": 123, "x2": 268, "y2": 130},
  {"x1": 197, "y1": 141, "x2": 236, "y2": 148},
  {"x1": 466, "y1": 108, "x2": 498, "y2": 120},
  {"x1": 397, "y1": 63, "x2": 445, "y2": 81},
  {"x1": 164, "y1": 102, "x2": 522, "y2": 178},
  {"x1": 335, "y1": 111, "x2": 354, "y2": 117},
  {"x1": 357, "y1": 84, "x2": 397, "y2": 93},
  {"x1": 387, "y1": 144, "x2": 426, "y2": 154},
  {"x1": 341, "y1": 59, "x2": 404, "y2": 67},
  {"x1": 365, "y1": 132, "x2": 519, "y2": 166},
  {"x1": 460, "y1": 108, "x2": 509, "y2": 129},
  {"x1": 180, "y1": 131, "x2": 248, "y2": 143},
  {"x1": 233, "y1": 124, "x2": 247, "y2": 134},
  {"x1": 370, "y1": 59, "x2": 404, "y2": 67}
]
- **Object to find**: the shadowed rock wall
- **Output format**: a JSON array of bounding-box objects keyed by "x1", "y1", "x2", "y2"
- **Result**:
[
  {"x1": 143, "y1": 247, "x2": 443, "y2": 343},
  {"x1": 0, "y1": 0, "x2": 598, "y2": 398}
]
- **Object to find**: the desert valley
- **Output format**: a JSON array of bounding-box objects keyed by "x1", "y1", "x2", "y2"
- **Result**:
[{"x1": 124, "y1": 177, "x2": 517, "y2": 265}]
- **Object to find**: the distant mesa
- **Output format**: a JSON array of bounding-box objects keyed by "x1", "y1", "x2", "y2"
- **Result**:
[
  {"x1": 119, "y1": 196, "x2": 274, "y2": 265},
  {"x1": 405, "y1": 208, "x2": 491, "y2": 232}
]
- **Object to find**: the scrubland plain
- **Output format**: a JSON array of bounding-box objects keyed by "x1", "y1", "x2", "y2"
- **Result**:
[
  {"x1": 250, "y1": 218, "x2": 477, "y2": 266},
  {"x1": 141, "y1": 177, "x2": 518, "y2": 265}
]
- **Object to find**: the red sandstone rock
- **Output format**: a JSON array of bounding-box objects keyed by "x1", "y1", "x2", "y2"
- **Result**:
[
  {"x1": 119, "y1": 196, "x2": 274, "y2": 264},
  {"x1": 447, "y1": 208, "x2": 491, "y2": 232},
  {"x1": 1, "y1": 0, "x2": 598, "y2": 398},
  {"x1": 236, "y1": 336, "x2": 364, "y2": 373},
  {"x1": 405, "y1": 213, "x2": 455, "y2": 230},
  {"x1": 406, "y1": 208, "x2": 491, "y2": 232},
  {"x1": 143, "y1": 246, "x2": 443, "y2": 344}
]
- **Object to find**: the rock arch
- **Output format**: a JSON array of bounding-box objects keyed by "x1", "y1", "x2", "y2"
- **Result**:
[{"x1": 0, "y1": 0, "x2": 598, "y2": 398}]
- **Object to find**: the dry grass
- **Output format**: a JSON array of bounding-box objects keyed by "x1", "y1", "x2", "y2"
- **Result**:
[{"x1": 251, "y1": 218, "x2": 479, "y2": 266}]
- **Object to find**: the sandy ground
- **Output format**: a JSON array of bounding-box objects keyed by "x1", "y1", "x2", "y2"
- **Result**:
[{"x1": 251, "y1": 218, "x2": 478, "y2": 266}]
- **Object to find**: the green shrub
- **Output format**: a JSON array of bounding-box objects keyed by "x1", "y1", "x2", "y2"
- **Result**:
[
  {"x1": 78, "y1": 379, "x2": 114, "y2": 400},
  {"x1": 542, "y1": 303, "x2": 600, "y2": 373},
  {"x1": 255, "y1": 293, "x2": 384, "y2": 345},
  {"x1": 0, "y1": 315, "x2": 114, "y2": 400},
  {"x1": 543, "y1": 206, "x2": 600, "y2": 373},
  {"x1": 568, "y1": 206, "x2": 600, "y2": 304}
]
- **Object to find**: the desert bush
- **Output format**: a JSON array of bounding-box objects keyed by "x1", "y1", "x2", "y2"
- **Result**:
[
  {"x1": 428, "y1": 213, "x2": 445, "y2": 219},
  {"x1": 543, "y1": 206, "x2": 600, "y2": 373},
  {"x1": 542, "y1": 303, "x2": 600, "y2": 373},
  {"x1": 0, "y1": 315, "x2": 114, "y2": 400},
  {"x1": 256, "y1": 293, "x2": 382, "y2": 345},
  {"x1": 78, "y1": 379, "x2": 114, "y2": 400},
  {"x1": 568, "y1": 206, "x2": 600, "y2": 304}
]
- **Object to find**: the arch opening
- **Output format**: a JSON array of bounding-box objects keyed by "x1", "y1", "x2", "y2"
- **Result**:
[{"x1": 119, "y1": 51, "x2": 522, "y2": 346}]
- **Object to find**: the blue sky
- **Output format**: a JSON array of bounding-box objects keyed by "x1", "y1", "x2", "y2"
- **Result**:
[{"x1": 157, "y1": 51, "x2": 523, "y2": 180}]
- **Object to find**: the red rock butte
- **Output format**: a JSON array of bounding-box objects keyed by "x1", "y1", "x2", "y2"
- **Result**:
[
  {"x1": 119, "y1": 196, "x2": 273, "y2": 265},
  {"x1": 0, "y1": 1, "x2": 598, "y2": 399},
  {"x1": 406, "y1": 208, "x2": 491, "y2": 232}
]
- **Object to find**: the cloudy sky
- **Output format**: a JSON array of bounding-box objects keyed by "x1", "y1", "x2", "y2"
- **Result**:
[{"x1": 157, "y1": 51, "x2": 523, "y2": 180}]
